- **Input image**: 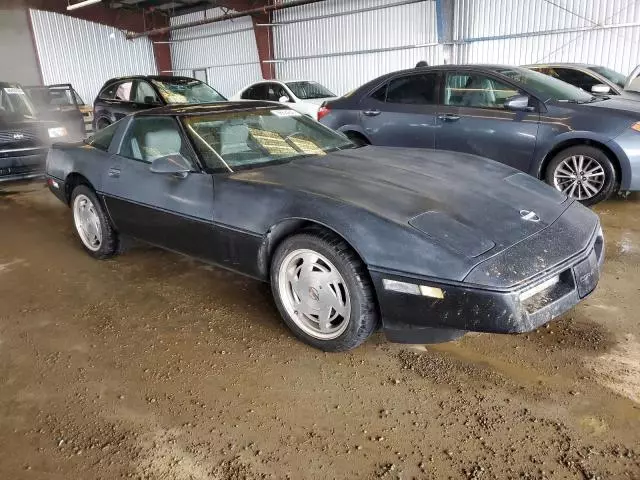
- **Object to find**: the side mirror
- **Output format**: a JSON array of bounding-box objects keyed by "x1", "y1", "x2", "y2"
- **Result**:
[
  {"x1": 144, "y1": 95, "x2": 160, "y2": 105},
  {"x1": 279, "y1": 95, "x2": 290, "y2": 103},
  {"x1": 149, "y1": 154, "x2": 192, "y2": 178},
  {"x1": 591, "y1": 84, "x2": 611, "y2": 94},
  {"x1": 504, "y1": 94, "x2": 534, "y2": 112}
]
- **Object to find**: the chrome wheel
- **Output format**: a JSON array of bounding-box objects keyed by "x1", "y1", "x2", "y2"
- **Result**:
[
  {"x1": 553, "y1": 154, "x2": 606, "y2": 201},
  {"x1": 277, "y1": 249, "x2": 351, "y2": 340},
  {"x1": 73, "y1": 194, "x2": 102, "y2": 252}
]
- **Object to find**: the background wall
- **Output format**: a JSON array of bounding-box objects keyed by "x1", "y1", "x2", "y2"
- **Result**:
[
  {"x1": 0, "y1": 9, "x2": 41, "y2": 85},
  {"x1": 170, "y1": 8, "x2": 263, "y2": 98},
  {"x1": 273, "y1": 0, "x2": 442, "y2": 95},
  {"x1": 167, "y1": 0, "x2": 640, "y2": 97},
  {"x1": 29, "y1": 9, "x2": 157, "y2": 104},
  {"x1": 455, "y1": 0, "x2": 640, "y2": 73}
]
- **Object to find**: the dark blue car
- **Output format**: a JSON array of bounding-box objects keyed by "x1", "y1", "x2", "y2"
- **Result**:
[{"x1": 319, "y1": 65, "x2": 640, "y2": 205}]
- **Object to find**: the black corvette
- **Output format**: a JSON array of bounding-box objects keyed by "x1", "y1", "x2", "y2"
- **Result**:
[{"x1": 45, "y1": 102, "x2": 603, "y2": 351}]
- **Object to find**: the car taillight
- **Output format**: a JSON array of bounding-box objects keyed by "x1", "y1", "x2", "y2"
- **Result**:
[{"x1": 317, "y1": 105, "x2": 331, "y2": 121}]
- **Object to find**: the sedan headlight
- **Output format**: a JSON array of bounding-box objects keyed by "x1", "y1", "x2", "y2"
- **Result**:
[
  {"x1": 631, "y1": 122, "x2": 640, "y2": 132},
  {"x1": 48, "y1": 127, "x2": 67, "y2": 138}
]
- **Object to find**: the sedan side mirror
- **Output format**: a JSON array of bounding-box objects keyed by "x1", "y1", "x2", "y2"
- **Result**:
[
  {"x1": 591, "y1": 84, "x2": 611, "y2": 94},
  {"x1": 504, "y1": 94, "x2": 534, "y2": 112},
  {"x1": 279, "y1": 95, "x2": 291, "y2": 103},
  {"x1": 149, "y1": 154, "x2": 192, "y2": 178}
]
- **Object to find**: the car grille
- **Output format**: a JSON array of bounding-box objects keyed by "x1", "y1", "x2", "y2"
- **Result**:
[{"x1": 0, "y1": 129, "x2": 44, "y2": 149}]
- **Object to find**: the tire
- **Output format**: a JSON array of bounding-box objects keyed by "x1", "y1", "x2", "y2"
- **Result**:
[
  {"x1": 345, "y1": 131, "x2": 369, "y2": 147},
  {"x1": 544, "y1": 145, "x2": 616, "y2": 206},
  {"x1": 270, "y1": 230, "x2": 378, "y2": 352},
  {"x1": 70, "y1": 185, "x2": 119, "y2": 259}
]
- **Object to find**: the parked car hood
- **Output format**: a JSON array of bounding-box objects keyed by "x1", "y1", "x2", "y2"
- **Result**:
[
  {"x1": 0, "y1": 112, "x2": 61, "y2": 130},
  {"x1": 233, "y1": 147, "x2": 572, "y2": 256},
  {"x1": 575, "y1": 96, "x2": 640, "y2": 117}
]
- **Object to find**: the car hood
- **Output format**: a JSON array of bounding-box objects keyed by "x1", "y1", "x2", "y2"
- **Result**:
[
  {"x1": 233, "y1": 147, "x2": 571, "y2": 257},
  {"x1": 0, "y1": 112, "x2": 57, "y2": 129},
  {"x1": 576, "y1": 96, "x2": 640, "y2": 117}
]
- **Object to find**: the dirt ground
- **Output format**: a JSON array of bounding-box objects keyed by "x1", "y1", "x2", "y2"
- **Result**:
[{"x1": 0, "y1": 182, "x2": 639, "y2": 480}]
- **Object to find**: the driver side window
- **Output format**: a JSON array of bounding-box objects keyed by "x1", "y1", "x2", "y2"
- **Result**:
[
  {"x1": 133, "y1": 81, "x2": 159, "y2": 105},
  {"x1": 445, "y1": 73, "x2": 518, "y2": 108},
  {"x1": 119, "y1": 116, "x2": 195, "y2": 164}
]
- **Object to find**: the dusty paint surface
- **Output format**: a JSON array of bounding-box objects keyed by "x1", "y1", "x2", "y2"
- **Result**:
[{"x1": 0, "y1": 182, "x2": 639, "y2": 480}]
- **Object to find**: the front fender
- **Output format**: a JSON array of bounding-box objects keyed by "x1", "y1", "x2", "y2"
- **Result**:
[{"x1": 532, "y1": 130, "x2": 632, "y2": 186}]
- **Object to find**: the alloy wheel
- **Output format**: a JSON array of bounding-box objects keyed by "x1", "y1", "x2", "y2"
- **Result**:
[
  {"x1": 553, "y1": 154, "x2": 606, "y2": 201},
  {"x1": 277, "y1": 248, "x2": 351, "y2": 340},
  {"x1": 73, "y1": 194, "x2": 102, "y2": 251}
]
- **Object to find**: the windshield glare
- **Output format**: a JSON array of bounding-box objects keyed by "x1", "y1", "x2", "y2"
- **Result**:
[
  {"x1": 0, "y1": 86, "x2": 37, "y2": 117},
  {"x1": 590, "y1": 66, "x2": 627, "y2": 88},
  {"x1": 184, "y1": 108, "x2": 353, "y2": 172},
  {"x1": 499, "y1": 68, "x2": 593, "y2": 103},
  {"x1": 286, "y1": 81, "x2": 335, "y2": 100},
  {"x1": 151, "y1": 79, "x2": 226, "y2": 104}
]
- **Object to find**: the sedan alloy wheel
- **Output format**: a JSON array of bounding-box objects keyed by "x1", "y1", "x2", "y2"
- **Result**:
[{"x1": 553, "y1": 154, "x2": 606, "y2": 201}]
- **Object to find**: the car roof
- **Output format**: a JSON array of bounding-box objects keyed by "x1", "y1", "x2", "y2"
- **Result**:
[
  {"x1": 136, "y1": 101, "x2": 283, "y2": 117},
  {"x1": 104, "y1": 75, "x2": 199, "y2": 84},
  {"x1": 353, "y1": 64, "x2": 529, "y2": 91},
  {"x1": 524, "y1": 63, "x2": 598, "y2": 68},
  {"x1": 0, "y1": 81, "x2": 21, "y2": 88}
]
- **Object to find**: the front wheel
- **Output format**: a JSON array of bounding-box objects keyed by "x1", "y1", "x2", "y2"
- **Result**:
[
  {"x1": 71, "y1": 185, "x2": 119, "y2": 259},
  {"x1": 270, "y1": 230, "x2": 378, "y2": 351},
  {"x1": 545, "y1": 146, "x2": 616, "y2": 206}
]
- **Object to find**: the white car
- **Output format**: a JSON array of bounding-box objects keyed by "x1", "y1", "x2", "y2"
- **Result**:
[{"x1": 231, "y1": 80, "x2": 337, "y2": 118}]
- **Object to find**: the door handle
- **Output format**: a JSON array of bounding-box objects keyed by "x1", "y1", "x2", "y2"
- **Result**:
[
  {"x1": 108, "y1": 167, "x2": 121, "y2": 178},
  {"x1": 362, "y1": 109, "x2": 381, "y2": 117},
  {"x1": 438, "y1": 114, "x2": 461, "y2": 122}
]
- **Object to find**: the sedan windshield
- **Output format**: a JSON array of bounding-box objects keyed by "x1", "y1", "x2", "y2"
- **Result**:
[
  {"x1": 590, "y1": 66, "x2": 627, "y2": 88},
  {"x1": 183, "y1": 107, "x2": 354, "y2": 172},
  {"x1": 496, "y1": 67, "x2": 593, "y2": 103},
  {"x1": 151, "y1": 79, "x2": 226, "y2": 104},
  {"x1": 286, "y1": 81, "x2": 336, "y2": 100},
  {"x1": 0, "y1": 86, "x2": 37, "y2": 117}
]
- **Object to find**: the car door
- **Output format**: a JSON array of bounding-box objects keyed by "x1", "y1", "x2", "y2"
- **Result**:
[
  {"x1": 435, "y1": 70, "x2": 539, "y2": 171},
  {"x1": 101, "y1": 115, "x2": 217, "y2": 260},
  {"x1": 98, "y1": 80, "x2": 136, "y2": 123},
  {"x1": 131, "y1": 80, "x2": 161, "y2": 108},
  {"x1": 357, "y1": 72, "x2": 439, "y2": 148}
]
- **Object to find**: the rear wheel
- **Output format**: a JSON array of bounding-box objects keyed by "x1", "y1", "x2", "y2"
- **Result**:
[
  {"x1": 270, "y1": 230, "x2": 378, "y2": 351},
  {"x1": 545, "y1": 145, "x2": 616, "y2": 206},
  {"x1": 71, "y1": 185, "x2": 119, "y2": 259}
]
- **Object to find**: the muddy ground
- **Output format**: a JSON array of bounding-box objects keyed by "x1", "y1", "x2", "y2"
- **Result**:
[{"x1": 0, "y1": 182, "x2": 639, "y2": 480}]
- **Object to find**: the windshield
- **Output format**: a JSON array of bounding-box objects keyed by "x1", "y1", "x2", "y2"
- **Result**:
[
  {"x1": 183, "y1": 107, "x2": 354, "y2": 172},
  {"x1": 151, "y1": 79, "x2": 226, "y2": 104},
  {"x1": 496, "y1": 67, "x2": 593, "y2": 103},
  {"x1": 286, "y1": 81, "x2": 336, "y2": 100},
  {"x1": 0, "y1": 86, "x2": 37, "y2": 117},
  {"x1": 590, "y1": 66, "x2": 626, "y2": 88}
]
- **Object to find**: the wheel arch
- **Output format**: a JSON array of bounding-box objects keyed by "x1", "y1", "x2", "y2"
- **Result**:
[
  {"x1": 64, "y1": 172, "x2": 95, "y2": 205},
  {"x1": 336, "y1": 125, "x2": 371, "y2": 144},
  {"x1": 537, "y1": 138, "x2": 622, "y2": 187},
  {"x1": 257, "y1": 218, "x2": 369, "y2": 279}
]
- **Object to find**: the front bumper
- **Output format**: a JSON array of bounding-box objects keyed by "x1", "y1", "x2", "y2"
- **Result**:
[
  {"x1": 371, "y1": 226, "x2": 604, "y2": 344},
  {"x1": 0, "y1": 148, "x2": 48, "y2": 183}
]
